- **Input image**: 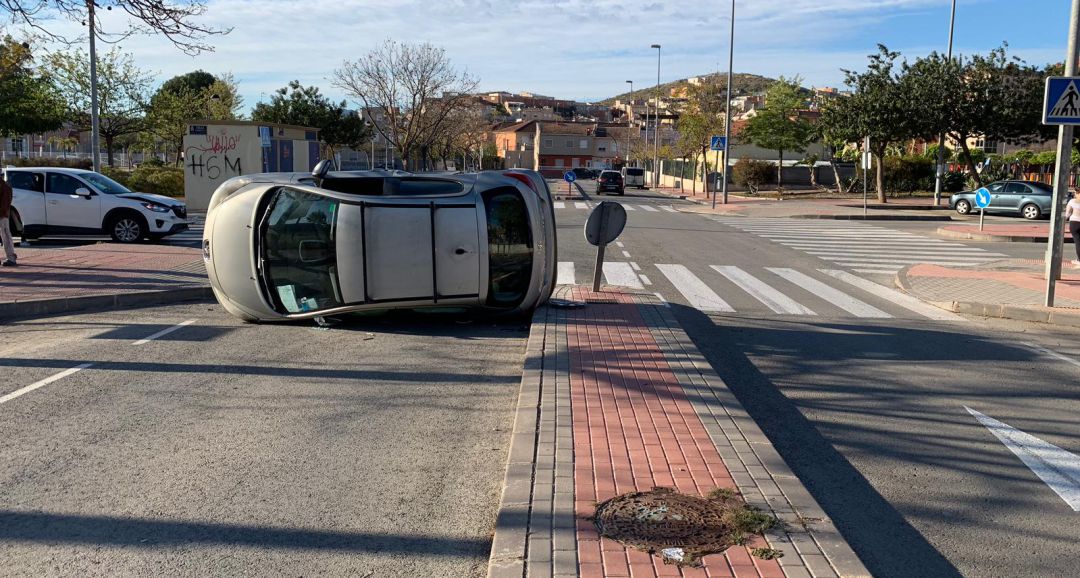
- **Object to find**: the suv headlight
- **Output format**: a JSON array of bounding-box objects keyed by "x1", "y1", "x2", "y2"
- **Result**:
[{"x1": 142, "y1": 202, "x2": 171, "y2": 213}]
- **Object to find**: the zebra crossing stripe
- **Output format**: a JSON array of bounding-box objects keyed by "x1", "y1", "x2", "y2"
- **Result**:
[
  {"x1": 662, "y1": 206, "x2": 678, "y2": 212},
  {"x1": 820, "y1": 269, "x2": 962, "y2": 321},
  {"x1": 767, "y1": 268, "x2": 891, "y2": 318},
  {"x1": 557, "y1": 261, "x2": 575, "y2": 285},
  {"x1": 603, "y1": 262, "x2": 644, "y2": 289},
  {"x1": 799, "y1": 246, "x2": 1001, "y2": 254},
  {"x1": 574, "y1": 202, "x2": 587, "y2": 209},
  {"x1": 711, "y1": 266, "x2": 816, "y2": 315},
  {"x1": 806, "y1": 252, "x2": 996, "y2": 262},
  {"x1": 656, "y1": 264, "x2": 734, "y2": 312},
  {"x1": 623, "y1": 204, "x2": 637, "y2": 211},
  {"x1": 554, "y1": 201, "x2": 566, "y2": 209},
  {"x1": 639, "y1": 205, "x2": 660, "y2": 212}
]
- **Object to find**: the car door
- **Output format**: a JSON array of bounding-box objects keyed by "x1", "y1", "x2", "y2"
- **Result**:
[
  {"x1": 5, "y1": 170, "x2": 46, "y2": 228},
  {"x1": 991, "y1": 182, "x2": 1026, "y2": 212},
  {"x1": 45, "y1": 172, "x2": 101, "y2": 231},
  {"x1": 982, "y1": 181, "x2": 1008, "y2": 212}
]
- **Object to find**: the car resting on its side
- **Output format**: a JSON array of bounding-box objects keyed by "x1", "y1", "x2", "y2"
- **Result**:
[{"x1": 203, "y1": 168, "x2": 557, "y2": 322}]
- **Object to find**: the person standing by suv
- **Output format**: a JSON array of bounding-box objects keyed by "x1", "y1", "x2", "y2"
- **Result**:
[{"x1": 0, "y1": 175, "x2": 17, "y2": 266}]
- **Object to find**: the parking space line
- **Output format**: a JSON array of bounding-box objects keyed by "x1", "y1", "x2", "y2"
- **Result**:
[
  {"x1": 0, "y1": 363, "x2": 94, "y2": 405},
  {"x1": 621, "y1": 250, "x2": 631, "y2": 258},
  {"x1": 133, "y1": 320, "x2": 197, "y2": 345},
  {"x1": 1023, "y1": 342, "x2": 1080, "y2": 370}
]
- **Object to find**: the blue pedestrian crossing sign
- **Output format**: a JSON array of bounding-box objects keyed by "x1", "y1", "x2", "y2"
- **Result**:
[
  {"x1": 975, "y1": 187, "x2": 991, "y2": 209},
  {"x1": 710, "y1": 136, "x2": 727, "y2": 151},
  {"x1": 1043, "y1": 77, "x2": 1080, "y2": 125},
  {"x1": 563, "y1": 170, "x2": 576, "y2": 183}
]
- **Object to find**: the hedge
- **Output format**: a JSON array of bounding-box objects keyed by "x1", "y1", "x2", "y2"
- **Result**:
[{"x1": 101, "y1": 166, "x2": 185, "y2": 198}]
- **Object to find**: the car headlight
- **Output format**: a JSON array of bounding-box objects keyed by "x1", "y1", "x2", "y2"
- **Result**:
[{"x1": 142, "y1": 202, "x2": 171, "y2": 213}]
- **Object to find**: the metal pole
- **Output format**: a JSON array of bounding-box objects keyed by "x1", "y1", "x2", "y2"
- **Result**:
[
  {"x1": 1046, "y1": 0, "x2": 1080, "y2": 306},
  {"x1": 718, "y1": 0, "x2": 735, "y2": 207},
  {"x1": 932, "y1": 0, "x2": 957, "y2": 207},
  {"x1": 88, "y1": 0, "x2": 101, "y2": 173},
  {"x1": 592, "y1": 204, "x2": 610, "y2": 292},
  {"x1": 625, "y1": 80, "x2": 633, "y2": 164},
  {"x1": 652, "y1": 44, "x2": 661, "y2": 188},
  {"x1": 863, "y1": 138, "x2": 869, "y2": 217}
]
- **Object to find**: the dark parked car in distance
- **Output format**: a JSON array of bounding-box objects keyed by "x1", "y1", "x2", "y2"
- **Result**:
[
  {"x1": 597, "y1": 170, "x2": 624, "y2": 195},
  {"x1": 571, "y1": 167, "x2": 596, "y2": 180},
  {"x1": 950, "y1": 180, "x2": 1062, "y2": 220}
]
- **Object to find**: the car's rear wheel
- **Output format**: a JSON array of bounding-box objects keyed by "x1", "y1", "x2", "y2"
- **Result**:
[
  {"x1": 954, "y1": 199, "x2": 972, "y2": 215},
  {"x1": 107, "y1": 212, "x2": 147, "y2": 243},
  {"x1": 1021, "y1": 203, "x2": 1042, "y2": 220}
]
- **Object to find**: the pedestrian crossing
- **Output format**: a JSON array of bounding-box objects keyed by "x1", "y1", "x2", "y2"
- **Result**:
[
  {"x1": 164, "y1": 223, "x2": 204, "y2": 248},
  {"x1": 709, "y1": 217, "x2": 1007, "y2": 275},
  {"x1": 553, "y1": 201, "x2": 679, "y2": 213},
  {"x1": 554, "y1": 260, "x2": 962, "y2": 321}
]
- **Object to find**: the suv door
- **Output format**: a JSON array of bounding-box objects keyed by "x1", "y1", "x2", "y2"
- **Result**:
[
  {"x1": 5, "y1": 170, "x2": 46, "y2": 230},
  {"x1": 46, "y1": 172, "x2": 101, "y2": 231}
]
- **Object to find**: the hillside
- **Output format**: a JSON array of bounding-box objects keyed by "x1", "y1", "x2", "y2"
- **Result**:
[{"x1": 599, "y1": 72, "x2": 779, "y2": 104}]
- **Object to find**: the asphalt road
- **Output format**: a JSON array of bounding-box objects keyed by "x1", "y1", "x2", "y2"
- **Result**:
[
  {"x1": 0, "y1": 304, "x2": 527, "y2": 576},
  {"x1": 555, "y1": 179, "x2": 1080, "y2": 578}
]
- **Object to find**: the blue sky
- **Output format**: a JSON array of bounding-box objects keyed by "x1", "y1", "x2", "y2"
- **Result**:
[{"x1": 26, "y1": 0, "x2": 1074, "y2": 110}]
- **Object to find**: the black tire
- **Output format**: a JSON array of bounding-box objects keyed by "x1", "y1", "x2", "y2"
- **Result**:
[
  {"x1": 1021, "y1": 203, "x2": 1042, "y2": 220},
  {"x1": 954, "y1": 199, "x2": 972, "y2": 215},
  {"x1": 148, "y1": 233, "x2": 168, "y2": 242},
  {"x1": 107, "y1": 212, "x2": 147, "y2": 243}
]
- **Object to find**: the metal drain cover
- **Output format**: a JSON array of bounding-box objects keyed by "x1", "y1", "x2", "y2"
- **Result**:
[{"x1": 593, "y1": 488, "x2": 764, "y2": 566}]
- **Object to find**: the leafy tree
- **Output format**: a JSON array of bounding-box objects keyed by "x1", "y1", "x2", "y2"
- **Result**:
[
  {"x1": 676, "y1": 78, "x2": 726, "y2": 193},
  {"x1": 145, "y1": 71, "x2": 242, "y2": 164},
  {"x1": 44, "y1": 47, "x2": 155, "y2": 167},
  {"x1": 0, "y1": 36, "x2": 64, "y2": 137},
  {"x1": 252, "y1": 80, "x2": 371, "y2": 158},
  {"x1": 158, "y1": 70, "x2": 216, "y2": 96},
  {"x1": 742, "y1": 77, "x2": 814, "y2": 186}
]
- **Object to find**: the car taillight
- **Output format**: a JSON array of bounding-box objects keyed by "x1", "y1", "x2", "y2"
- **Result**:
[{"x1": 503, "y1": 172, "x2": 539, "y2": 193}]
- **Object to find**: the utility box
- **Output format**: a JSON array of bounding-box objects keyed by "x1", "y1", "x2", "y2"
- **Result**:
[{"x1": 183, "y1": 121, "x2": 321, "y2": 211}]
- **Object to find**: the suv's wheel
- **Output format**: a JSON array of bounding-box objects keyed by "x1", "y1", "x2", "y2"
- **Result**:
[
  {"x1": 107, "y1": 212, "x2": 147, "y2": 243},
  {"x1": 954, "y1": 199, "x2": 972, "y2": 215},
  {"x1": 1021, "y1": 203, "x2": 1042, "y2": 220}
]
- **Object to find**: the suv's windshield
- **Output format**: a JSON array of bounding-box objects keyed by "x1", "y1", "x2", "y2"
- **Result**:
[
  {"x1": 261, "y1": 187, "x2": 343, "y2": 314},
  {"x1": 80, "y1": 172, "x2": 132, "y2": 195}
]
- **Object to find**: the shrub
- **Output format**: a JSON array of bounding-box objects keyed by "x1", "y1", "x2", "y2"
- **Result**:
[
  {"x1": 4, "y1": 157, "x2": 92, "y2": 170},
  {"x1": 881, "y1": 155, "x2": 935, "y2": 193},
  {"x1": 101, "y1": 165, "x2": 185, "y2": 197},
  {"x1": 732, "y1": 158, "x2": 774, "y2": 193}
]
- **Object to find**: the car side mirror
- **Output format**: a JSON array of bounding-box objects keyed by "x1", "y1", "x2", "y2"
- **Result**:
[
  {"x1": 311, "y1": 159, "x2": 336, "y2": 186},
  {"x1": 74, "y1": 187, "x2": 92, "y2": 197}
]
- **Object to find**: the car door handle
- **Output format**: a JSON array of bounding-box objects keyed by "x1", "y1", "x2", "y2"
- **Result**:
[
  {"x1": 454, "y1": 247, "x2": 468, "y2": 255},
  {"x1": 48, "y1": 200, "x2": 59, "y2": 205}
]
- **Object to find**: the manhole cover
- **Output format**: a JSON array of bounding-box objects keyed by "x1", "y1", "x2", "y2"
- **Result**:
[
  {"x1": 584, "y1": 298, "x2": 618, "y2": 304},
  {"x1": 593, "y1": 488, "x2": 779, "y2": 566}
]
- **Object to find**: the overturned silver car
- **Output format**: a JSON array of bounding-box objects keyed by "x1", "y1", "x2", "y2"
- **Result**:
[{"x1": 203, "y1": 165, "x2": 557, "y2": 322}]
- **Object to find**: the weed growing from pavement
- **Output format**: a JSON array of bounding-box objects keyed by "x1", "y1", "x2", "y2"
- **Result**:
[{"x1": 752, "y1": 547, "x2": 784, "y2": 560}]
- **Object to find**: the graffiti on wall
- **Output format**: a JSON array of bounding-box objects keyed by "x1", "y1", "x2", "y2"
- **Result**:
[{"x1": 185, "y1": 129, "x2": 244, "y2": 181}]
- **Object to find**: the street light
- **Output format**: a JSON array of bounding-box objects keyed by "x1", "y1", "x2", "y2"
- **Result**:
[
  {"x1": 651, "y1": 44, "x2": 661, "y2": 188},
  {"x1": 932, "y1": 0, "x2": 958, "y2": 207},
  {"x1": 625, "y1": 80, "x2": 634, "y2": 164},
  {"x1": 717, "y1": 0, "x2": 735, "y2": 207}
]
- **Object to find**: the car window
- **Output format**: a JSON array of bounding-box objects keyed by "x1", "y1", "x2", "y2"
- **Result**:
[
  {"x1": 1027, "y1": 182, "x2": 1052, "y2": 194},
  {"x1": 80, "y1": 172, "x2": 132, "y2": 195},
  {"x1": 47, "y1": 173, "x2": 85, "y2": 195},
  {"x1": 1004, "y1": 183, "x2": 1027, "y2": 194},
  {"x1": 986, "y1": 182, "x2": 1006, "y2": 192},
  {"x1": 5, "y1": 171, "x2": 43, "y2": 192},
  {"x1": 625, "y1": 168, "x2": 644, "y2": 176},
  {"x1": 483, "y1": 187, "x2": 533, "y2": 308},
  {"x1": 260, "y1": 187, "x2": 343, "y2": 314}
]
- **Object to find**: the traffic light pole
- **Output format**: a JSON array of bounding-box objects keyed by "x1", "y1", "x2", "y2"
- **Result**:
[{"x1": 1045, "y1": 0, "x2": 1080, "y2": 307}]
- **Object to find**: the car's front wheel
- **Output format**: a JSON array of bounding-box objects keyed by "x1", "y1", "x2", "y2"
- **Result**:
[
  {"x1": 107, "y1": 212, "x2": 147, "y2": 243},
  {"x1": 1021, "y1": 203, "x2": 1042, "y2": 220},
  {"x1": 954, "y1": 199, "x2": 972, "y2": 215}
]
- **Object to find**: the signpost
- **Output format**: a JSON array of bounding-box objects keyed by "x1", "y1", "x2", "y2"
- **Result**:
[
  {"x1": 975, "y1": 187, "x2": 991, "y2": 231},
  {"x1": 710, "y1": 136, "x2": 726, "y2": 205},
  {"x1": 584, "y1": 201, "x2": 628, "y2": 292},
  {"x1": 862, "y1": 136, "x2": 871, "y2": 217},
  {"x1": 563, "y1": 170, "x2": 576, "y2": 198},
  {"x1": 710, "y1": 136, "x2": 726, "y2": 151}
]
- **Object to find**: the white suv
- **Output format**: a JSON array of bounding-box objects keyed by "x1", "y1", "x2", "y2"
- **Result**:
[{"x1": 3, "y1": 167, "x2": 190, "y2": 243}]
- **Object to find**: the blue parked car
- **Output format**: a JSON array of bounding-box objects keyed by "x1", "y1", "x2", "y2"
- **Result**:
[{"x1": 950, "y1": 180, "x2": 1061, "y2": 220}]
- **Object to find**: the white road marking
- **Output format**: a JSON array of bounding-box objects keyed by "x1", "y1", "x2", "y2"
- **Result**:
[
  {"x1": 133, "y1": 319, "x2": 197, "y2": 345},
  {"x1": 966, "y1": 406, "x2": 1080, "y2": 511},
  {"x1": 774, "y1": 240, "x2": 989, "y2": 249},
  {"x1": 639, "y1": 274, "x2": 653, "y2": 286},
  {"x1": 0, "y1": 363, "x2": 95, "y2": 405},
  {"x1": 711, "y1": 266, "x2": 816, "y2": 315},
  {"x1": 557, "y1": 261, "x2": 576, "y2": 285},
  {"x1": 616, "y1": 241, "x2": 625, "y2": 248},
  {"x1": 829, "y1": 258, "x2": 992, "y2": 266},
  {"x1": 623, "y1": 204, "x2": 636, "y2": 211},
  {"x1": 820, "y1": 269, "x2": 962, "y2": 321},
  {"x1": 809, "y1": 253, "x2": 997, "y2": 263},
  {"x1": 853, "y1": 269, "x2": 905, "y2": 275},
  {"x1": 621, "y1": 250, "x2": 631, "y2": 258},
  {"x1": 1023, "y1": 342, "x2": 1080, "y2": 370},
  {"x1": 662, "y1": 206, "x2": 678, "y2": 212},
  {"x1": 656, "y1": 264, "x2": 734, "y2": 312},
  {"x1": 574, "y1": 202, "x2": 587, "y2": 209},
  {"x1": 639, "y1": 205, "x2": 660, "y2": 212},
  {"x1": 767, "y1": 268, "x2": 891, "y2": 318},
  {"x1": 630, "y1": 262, "x2": 642, "y2": 272},
  {"x1": 603, "y1": 262, "x2": 644, "y2": 289},
  {"x1": 554, "y1": 201, "x2": 566, "y2": 209},
  {"x1": 653, "y1": 292, "x2": 670, "y2": 307}
]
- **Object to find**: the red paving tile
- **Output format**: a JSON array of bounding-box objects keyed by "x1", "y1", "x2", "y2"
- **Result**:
[{"x1": 568, "y1": 287, "x2": 770, "y2": 578}]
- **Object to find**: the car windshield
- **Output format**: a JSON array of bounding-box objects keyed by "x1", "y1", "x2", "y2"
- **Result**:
[
  {"x1": 80, "y1": 172, "x2": 132, "y2": 195},
  {"x1": 626, "y1": 168, "x2": 644, "y2": 175},
  {"x1": 260, "y1": 187, "x2": 343, "y2": 314}
]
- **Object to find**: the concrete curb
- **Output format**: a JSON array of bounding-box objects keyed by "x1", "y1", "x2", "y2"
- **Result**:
[
  {"x1": 0, "y1": 286, "x2": 214, "y2": 322},
  {"x1": 893, "y1": 266, "x2": 1080, "y2": 327},
  {"x1": 791, "y1": 213, "x2": 952, "y2": 221},
  {"x1": 935, "y1": 226, "x2": 1072, "y2": 243}
]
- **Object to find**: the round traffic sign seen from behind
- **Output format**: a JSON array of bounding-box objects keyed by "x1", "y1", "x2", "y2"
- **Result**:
[
  {"x1": 584, "y1": 201, "x2": 627, "y2": 246},
  {"x1": 975, "y1": 187, "x2": 991, "y2": 209},
  {"x1": 563, "y1": 171, "x2": 577, "y2": 183}
]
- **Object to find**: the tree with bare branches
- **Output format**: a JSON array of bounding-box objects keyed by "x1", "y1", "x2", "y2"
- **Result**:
[
  {"x1": 2, "y1": 0, "x2": 228, "y2": 55},
  {"x1": 333, "y1": 40, "x2": 479, "y2": 170}
]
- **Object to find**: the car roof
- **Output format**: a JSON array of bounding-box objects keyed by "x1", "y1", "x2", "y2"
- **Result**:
[{"x1": 4, "y1": 167, "x2": 93, "y2": 175}]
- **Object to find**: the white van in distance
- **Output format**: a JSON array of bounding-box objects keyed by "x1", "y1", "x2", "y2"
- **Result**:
[{"x1": 622, "y1": 167, "x2": 645, "y2": 189}]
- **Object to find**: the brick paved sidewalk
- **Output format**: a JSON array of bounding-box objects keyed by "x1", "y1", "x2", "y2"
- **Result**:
[
  {"x1": 896, "y1": 259, "x2": 1080, "y2": 326},
  {"x1": 937, "y1": 223, "x2": 1073, "y2": 243},
  {"x1": 488, "y1": 287, "x2": 868, "y2": 578}
]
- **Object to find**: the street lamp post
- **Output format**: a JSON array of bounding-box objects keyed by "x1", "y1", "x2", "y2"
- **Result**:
[
  {"x1": 625, "y1": 80, "x2": 634, "y2": 164},
  {"x1": 932, "y1": 0, "x2": 958, "y2": 207},
  {"x1": 718, "y1": 0, "x2": 735, "y2": 207},
  {"x1": 87, "y1": 0, "x2": 101, "y2": 173},
  {"x1": 651, "y1": 44, "x2": 661, "y2": 188}
]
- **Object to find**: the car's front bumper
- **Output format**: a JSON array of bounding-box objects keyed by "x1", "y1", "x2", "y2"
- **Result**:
[{"x1": 148, "y1": 214, "x2": 191, "y2": 233}]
